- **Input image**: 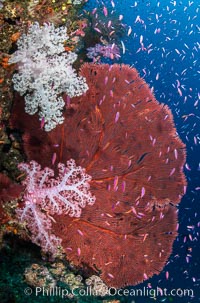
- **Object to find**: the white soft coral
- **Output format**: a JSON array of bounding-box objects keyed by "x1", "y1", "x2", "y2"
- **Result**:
[{"x1": 9, "y1": 22, "x2": 88, "y2": 131}]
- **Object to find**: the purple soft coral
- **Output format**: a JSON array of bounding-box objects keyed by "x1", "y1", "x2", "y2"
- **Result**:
[
  {"x1": 87, "y1": 43, "x2": 120, "y2": 61},
  {"x1": 16, "y1": 159, "x2": 95, "y2": 256}
]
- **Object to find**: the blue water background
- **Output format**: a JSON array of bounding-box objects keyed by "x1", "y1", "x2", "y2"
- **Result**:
[{"x1": 84, "y1": 0, "x2": 200, "y2": 302}]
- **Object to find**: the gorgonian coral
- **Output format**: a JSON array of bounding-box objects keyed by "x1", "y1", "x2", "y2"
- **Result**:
[
  {"x1": 11, "y1": 63, "x2": 187, "y2": 287},
  {"x1": 9, "y1": 22, "x2": 88, "y2": 131}
]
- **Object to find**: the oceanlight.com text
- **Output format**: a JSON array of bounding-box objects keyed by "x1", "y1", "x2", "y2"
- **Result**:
[{"x1": 24, "y1": 286, "x2": 194, "y2": 299}]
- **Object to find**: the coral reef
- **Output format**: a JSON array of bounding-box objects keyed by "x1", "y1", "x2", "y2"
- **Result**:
[
  {"x1": 10, "y1": 63, "x2": 187, "y2": 288},
  {"x1": 1, "y1": 0, "x2": 86, "y2": 26},
  {"x1": 0, "y1": 1, "x2": 136, "y2": 301},
  {"x1": 0, "y1": 0, "x2": 89, "y2": 185}
]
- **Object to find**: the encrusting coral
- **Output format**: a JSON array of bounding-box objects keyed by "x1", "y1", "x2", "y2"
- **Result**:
[
  {"x1": 85, "y1": 275, "x2": 109, "y2": 297},
  {"x1": 24, "y1": 263, "x2": 56, "y2": 289},
  {"x1": 9, "y1": 63, "x2": 187, "y2": 288}
]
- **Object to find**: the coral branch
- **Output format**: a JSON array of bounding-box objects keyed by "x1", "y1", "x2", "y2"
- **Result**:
[
  {"x1": 17, "y1": 159, "x2": 95, "y2": 255},
  {"x1": 9, "y1": 22, "x2": 88, "y2": 131},
  {"x1": 16, "y1": 201, "x2": 61, "y2": 255}
]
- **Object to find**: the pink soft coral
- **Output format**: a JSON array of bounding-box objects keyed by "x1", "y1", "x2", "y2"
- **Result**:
[{"x1": 16, "y1": 159, "x2": 95, "y2": 255}]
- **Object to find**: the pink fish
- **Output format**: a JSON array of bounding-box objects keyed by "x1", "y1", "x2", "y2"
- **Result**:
[
  {"x1": 94, "y1": 27, "x2": 102, "y2": 33},
  {"x1": 128, "y1": 26, "x2": 132, "y2": 36},
  {"x1": 77, "y1": 247, "x2": 81, "y2": 256},
  {"x1": 141, "y1": 187, "x2": 145, "y2": 198},
  {"x1": 103, "y1": 6, "x2": 108, "y2": 17},
  {"x1": 178, "y1": 87, "x2": 182, "y2": 96},
  {"x1": 142, "y1": 68, "x2": 147, "y2": 76},
  {"x1": 108, "y1": 20, "x2": 112, "y2": 27},
  {"x1": 109, "y1": 30, "x2": 115, "y2": 36},
  {"x1": 77, "y1": 229, "x2": 83, "y2": 236},
  {"x1": 176, "y1": 79, "x2": 181, "y2": 87},
  {"x1": 185, "y1": 163, "x2": 191, "y2": 170},
  {"x1": 143, "y1": 233, "x2": 148, "y2": 242},
  {"x1": 40, "y1": 117, "x2": 45, "y2": 129},
  {"x1": 121, "y1": 40, "x2": 125, "y2": 54},
  {"x1": 52, "y1": 152, "x2": 57, "y2": 165},
  {"x1": 66, "y1": 247, "x2": 72, "y2": 251},
  {"x1": 115, "y1": 111, "x2": 120, "y2": 123},
  {"x1": 174, "y1": 149, "x2": 178, "y2": 159},
  {"x1": 111, "y1": 0, "x2": 115, "y2": 8},
  {"x1": 92, "y1": 8, "x2": 97, "y2": 15},
  {"x1": 170, "y1": 167, "x2": 176, "y2": 176},
  {"x1": 113, "y1": 176, "x2": 118, "y2": 190},
  {"x1": 131, "y1": 206, "x2": 137, "y2": 215},
  {"x1": 122, "y1": 181, "x2": 126, "y2": 192},
  {"x1": 108, "y1": 273, "x2": 114, "y2": 278},
  {"x1": 135, "y1": 15, "x2": 140, "y2": 23},
  {"x1": 106, "y1": 213, "x2": 113, "y2": 218}
]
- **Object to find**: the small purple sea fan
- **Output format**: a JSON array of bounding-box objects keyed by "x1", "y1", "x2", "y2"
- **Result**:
[{"x1": 87, "y1": 43, "x2": 120, "y2": 61}]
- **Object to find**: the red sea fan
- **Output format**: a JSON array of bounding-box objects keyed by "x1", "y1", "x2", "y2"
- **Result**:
[{"x1": 11, "y1": 63, "x2": 187, "y2": 287}]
